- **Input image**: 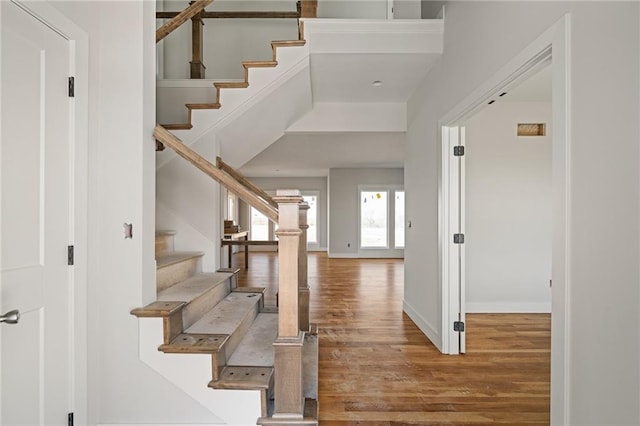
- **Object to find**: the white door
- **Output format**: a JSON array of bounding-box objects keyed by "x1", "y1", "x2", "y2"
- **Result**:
[
  {"x1": 442, "y1": 125, "x2": 466, "y2": 354},
  {"x1": 1, "y1": 1, "x2": 74, "y2": 424}
]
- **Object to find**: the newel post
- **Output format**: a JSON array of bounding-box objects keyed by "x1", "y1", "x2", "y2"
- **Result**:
[
  {"x1": 298, "y1": 202, "x2": 310, "y2": 332},
  {"x1": 272, "y1": 190, "x2": 305, "y2": 418}
]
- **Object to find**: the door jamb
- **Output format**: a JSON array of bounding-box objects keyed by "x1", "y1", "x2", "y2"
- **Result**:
[{"x1": 437, "y1": 14, "x2": 571, "y2": 424}]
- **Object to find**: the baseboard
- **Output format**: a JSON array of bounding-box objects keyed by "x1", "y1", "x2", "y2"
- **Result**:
[
  {"x1": 328, "y1": 252, "x2": 404, "y2": 259},
  {"x1": 466, "y1": 301, "x2": 551, "y2": 313},
  {"x1": 403, "y1": 300, "x2": 442, "y2": 351}
]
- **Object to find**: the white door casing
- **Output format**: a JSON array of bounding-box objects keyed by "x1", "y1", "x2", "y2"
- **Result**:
[{"x1": 0, "y1": 1, "x2": 86, "y2": 424}]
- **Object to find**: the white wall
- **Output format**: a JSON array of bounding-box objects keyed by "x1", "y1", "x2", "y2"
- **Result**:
[
  {"x1": 328, "y1": 168, "x2": 404, "y2": 258},
  {"x1": 405, "y1": 2, "x2": 639, "y2": 424},
  {"x1": 241, "y1": 177, "x2": 329, "y2": 250},
  {"x1": 465, "y1": 101, "x2": 552, "y2": 313},
  {"x1": 156, "y1": 135, "x2": 221, "y2": 273},
  {"x1": 318, "y1": 0, "x2": 421, "y2": 19},
  {"x1": 50, "y1": 1, "x2": 225, "y2": 424}
]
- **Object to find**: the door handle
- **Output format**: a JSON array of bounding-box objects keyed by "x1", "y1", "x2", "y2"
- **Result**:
[{"x1": 0, "y1": 309, "x2": 20, "y2": 324}]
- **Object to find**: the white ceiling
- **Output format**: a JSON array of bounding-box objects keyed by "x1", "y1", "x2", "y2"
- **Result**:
[
  {"x1": 310, "y1": 53, "x2": 441, "y2": 102},
  {"x1": 240, "y1": 132, "x2": 406, "y2": 177}
]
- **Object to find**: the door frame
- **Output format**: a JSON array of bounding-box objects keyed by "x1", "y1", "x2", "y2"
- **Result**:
[
  {"x1": 0, "y1": 1, "x2": 89, "y2": 423},
  {"x1": 437, "y1": 15, "x2": 571, "y2": 423}
]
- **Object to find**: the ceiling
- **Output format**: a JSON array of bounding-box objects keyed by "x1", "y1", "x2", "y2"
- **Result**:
[{"x1": 239, "y1": 21, "x2": 551, "y2": 178}]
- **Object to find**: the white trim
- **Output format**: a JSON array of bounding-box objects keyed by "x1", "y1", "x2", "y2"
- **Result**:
[
  {"x1": 466, "y1": 302, "x2": 552, "y2": 313},
  {"x1": 98, "y1": 424, "x2": 223, "y2": 426},
  {"x1": 403, "y1": 301, "x2": 441, "y2": 351},
  {"x1": 437, "y1": 15, "x2": 571, "y2": 423}
]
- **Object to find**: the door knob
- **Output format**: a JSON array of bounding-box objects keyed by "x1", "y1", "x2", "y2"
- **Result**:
[{"x1": 0, "y1": 309, "x2": 20, "y2": 324}]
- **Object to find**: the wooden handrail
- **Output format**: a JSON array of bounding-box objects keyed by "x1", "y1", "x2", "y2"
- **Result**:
[
  {"x1": 216, "y1": 156, "x2": 279, "y2": 209},
  {"x1": 157, "y1": 11, "x2": 300, "y2": 19},
  {"x1": 156, "y1": 0, "x2": 213, "y2": 43},
  {"x1": 154, "y1": 125, "x2": 279, "y2": 223}
]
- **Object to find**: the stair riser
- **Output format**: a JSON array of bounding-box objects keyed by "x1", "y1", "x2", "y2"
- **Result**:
[
  {"x1": 155, "y1": 233, "x2": 175, "y2": 257},
  {"x1": 157, "y1": 257, "x2": 200, "y2": 292},
  {"x1": 182, "y1": 280, "x2": 232, "y2": 329}
]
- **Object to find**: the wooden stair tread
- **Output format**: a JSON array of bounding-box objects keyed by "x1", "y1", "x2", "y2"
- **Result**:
[
  {"x1": 214, "y1": 81, "x2": 249, "y2": 89},
  {"x1": 155, "y1": 230, "x2": 176, "y2": 236},
  {"x1": 272, "y1": 40, "x2": 306, "y2": 48},
  {"x1": 156, "y1": 251, "x2": 204, "y2": 269},
  {"x1": 227, "y1": 313, "x2": 278, "y2": 367},
  {"x1": 161, "y1": 123, "x2": 193, "y2": 130},
  {"x1": 158, "y1": 272, "x2": 232, "y2": 303},
  {"x1": 210, "y1": 366, "x2": 273, "y2": 390},
  {"x1": 243, "y1": 60, "x2": 277, "y2": 68},
  {"x1": 186, "y1": 102, "x2": 221, "y2": 110},
  {"x1": 186, "y1": 292, "x2": 261, "y2": 335},
  {"x1": 233, "y1": 286, "x2": 267, "y2": 294},
  {"x1": 159, "y1": 333, "x2": 229, "y2": 354},
  {"x1": 130, "y1": 301, "x2": 185, "y2": 318}
]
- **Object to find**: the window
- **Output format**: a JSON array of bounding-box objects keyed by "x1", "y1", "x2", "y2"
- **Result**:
[
  {"x1": 303, "y1": 194, "x2": 318, "y2": 245},
  {"x1": 394, "y1": 190, "x2": 405, "y2": 248},
  {"x1": 227, "y1": 193, "x2": 236, "y2": 221},
  {"x1": 360, "y1": 191, "x2": 388, "y2": 248},
  {"x1": 250, "y1": 207, "x2": 269, "y2": 240}
]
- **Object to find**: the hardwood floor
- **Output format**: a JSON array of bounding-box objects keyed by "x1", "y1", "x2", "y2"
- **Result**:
[{"x1": 235, "y1": 252, "x2": 550, "y2": 425}]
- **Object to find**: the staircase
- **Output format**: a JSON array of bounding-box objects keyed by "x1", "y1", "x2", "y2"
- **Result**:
[
  {"x1": 133, "y1": 231, "x2": 318, "y2": 424},
  {"x1": 134, "y1": 5, "x2": 319, "y2": 424}
]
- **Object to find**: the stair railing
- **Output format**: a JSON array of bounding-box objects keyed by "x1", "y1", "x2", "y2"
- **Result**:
[
  {"x1": 156, "y1": 0, "x2": 213, "y2": 43},
  {"x1": 216, "y1": 156, "x2": 278, "y2": 209},
  {"x1": 154, "y1": 125, "x2": 278, "y2": 222},
  {"x1": 156, "y1": 0, "x2": 317, "y2": 78}
]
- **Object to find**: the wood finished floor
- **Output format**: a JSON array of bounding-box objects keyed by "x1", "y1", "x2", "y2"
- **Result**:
[{"x1": 235, "y1": 252, "x2": 550, "y2": 425}]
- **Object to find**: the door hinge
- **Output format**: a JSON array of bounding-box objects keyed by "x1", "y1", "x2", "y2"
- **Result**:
[
  {"x1": 68, "y1": 77, "x2": 75, "y2": 98},
  {"x1": 453, "y1": 233, "x2": 464, "y2": 244},
  {"x1": 453, "y1": 146, "x2": 465, "y2": 156},
  {"x1": 68, "y1": 412, "x2": 74, "y2": 426},
  {"x1": 67, "y1": 245, "x2": 74, "y2": 265},
  {"x1": 453, "y1": 321, "x2": 465, "y2": 332}
]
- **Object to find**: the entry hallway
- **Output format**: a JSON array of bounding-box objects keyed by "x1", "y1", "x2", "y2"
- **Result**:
[{"x1": 236, "y1": 252, "x2": 550, "y2": 425}]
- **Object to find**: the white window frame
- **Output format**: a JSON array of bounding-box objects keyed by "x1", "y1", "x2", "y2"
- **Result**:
[
  {"x1": 357, "y1": 185, "x2": 404, "y2": 253},
  {"x1": 302, "y1": 191, "x2": 320, "y2": 250}
]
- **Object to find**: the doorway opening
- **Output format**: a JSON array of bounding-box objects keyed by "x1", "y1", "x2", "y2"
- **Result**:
[{"x1": 438, "y1": 14, "x2": 571, "y2": 423}]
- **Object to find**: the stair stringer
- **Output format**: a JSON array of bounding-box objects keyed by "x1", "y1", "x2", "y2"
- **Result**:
[
  {"x1": 138, "y1": 317, "x2": 263, "y2": 425},
  {"x1": 157, "y1": 43, "x2": 311, "y2": 169}
]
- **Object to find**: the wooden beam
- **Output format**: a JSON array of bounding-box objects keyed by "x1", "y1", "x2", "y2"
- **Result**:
[
  {"x1": 154, "y1": 125, "x2": 279, "y2": 223},
  {"x1": 157, "y1": 11, "x2": 300, "y2": 19},
  {"x1": 299, "y1": 0, "x2": 318, "y2": 18},
  {"x1": 216, "y1": 156, "x2": 278, "y2": 209},
  {"x1": 156, "y1": 0, "x2": 213, "y2": 43}
]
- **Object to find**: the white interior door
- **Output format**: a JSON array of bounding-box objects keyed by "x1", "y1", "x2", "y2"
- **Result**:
[
  {"x1": 1, "y1": 2, "x2": 74, "y2": 424},
  {"x1": 442, "y1": 125, "x2": 466, "y2": 354}
]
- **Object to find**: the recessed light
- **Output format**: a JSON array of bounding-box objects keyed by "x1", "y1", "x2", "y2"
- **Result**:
[{"x1": 372, "y1": 80, "x2": 383, "y2": 87}]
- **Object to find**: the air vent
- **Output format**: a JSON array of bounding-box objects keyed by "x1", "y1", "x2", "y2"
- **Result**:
[{"x1": 517, "y1": 123, "x2": 546, "y2": 136}]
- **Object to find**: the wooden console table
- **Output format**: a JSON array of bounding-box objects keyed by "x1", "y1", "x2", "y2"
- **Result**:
[{"x1": 221, "y1": 231, "x2": 279, "y2": 269}]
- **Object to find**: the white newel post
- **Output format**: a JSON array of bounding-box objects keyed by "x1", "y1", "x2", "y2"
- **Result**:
[
  {"x1": 298, "y1": 202, "x2": 310, "y2": 332},
  {"x1": 272, "y1": 190, "x2": 304, "y2": 418}
]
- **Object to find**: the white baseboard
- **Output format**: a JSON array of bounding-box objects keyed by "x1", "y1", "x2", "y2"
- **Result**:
[
  {"x1": 403, "y1": 300, "x2": 442, "y2": 351},
  {"x1": 328, "y1": 252, "x2": 404, "y2": 259},
  {"x1": 466, "y1": 301, "x2": 551, "y2": 313}
]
